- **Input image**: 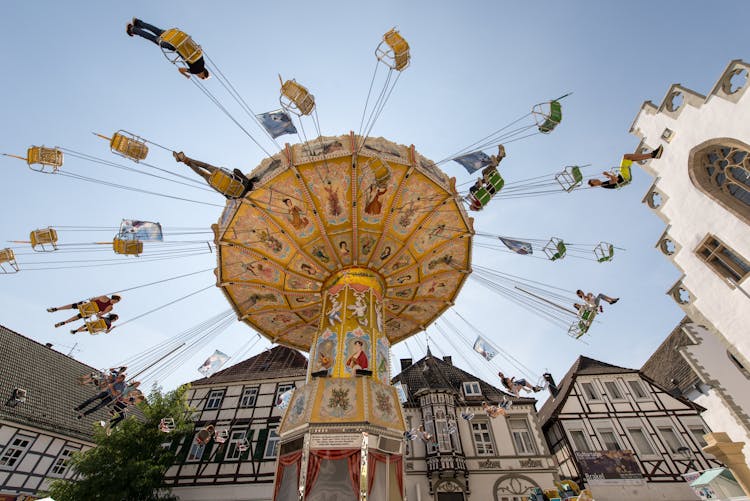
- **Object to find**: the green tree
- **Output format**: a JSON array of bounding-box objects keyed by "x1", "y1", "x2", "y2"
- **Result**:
[{"x1": 47, "y1": 384, "x2": 195, "y2": 501}]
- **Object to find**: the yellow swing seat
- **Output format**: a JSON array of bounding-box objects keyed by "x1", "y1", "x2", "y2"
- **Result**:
[
  {"x1": 77, "y1": 301, "x2": 100, "y2": 318},
  {"x1": 113, "y1": 237, "x2": 143, "y2": 256},
  {"x1": 209, "y1": 169, "x2": 246, "y2": 198},
  {"x1": 0, "y1": 248, "x2": 19, "y2": 273},
  {"x1": 279, "y1": 78, "x2": 315, "y2": 116},
  {"x1": 157, "y1": 28, "x2": 203, "y2": 65},
  {"x1": 369, "y1": 157, "x2": 391, "y2": 186},
  {"x1": 26, "y1": 146, "x2": 63, "y2": 174},
  {"x1": 85, "y1": 318, "x2": 109, "y2": 335},
  {"x1": 30, "y1": 228, "x2": 59, "y2": 252},
  {"x1": 110, "y1": 131, "x2": 149, "y2": 162},
  {"x1": 376, "y1": 28, "x2": 411, "y2": 71}
]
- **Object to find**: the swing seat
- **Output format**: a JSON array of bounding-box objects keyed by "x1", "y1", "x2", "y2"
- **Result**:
[
  {"x1": 110, "y1": 131, "x2": 149, "y2": 162},
  {"x1": 159, "y1": 417, "x2": 176, "y2": 432},
  {"x1": 567, "y1": 322, "x2": 587, "y2": 339},
  {"x1": 209, "y1": 169, "x2": 247, "y2": 198},
  {"x1": 157, "y1": 28, "x2": 202, "y2": 64},
  {"x1": 376, "y1": 28, "x2": 411, "y2": 71},
  {"x1": 113, "y1": 237, "x2": 143, "y2": 256},
  {"x1": 609, "y1": 164, "x2": 632, "y2": 188},
  {"x1": 0, "y1": 248, "x2": 19, "y2": 273},
  {"x1": 469, "y1": 185, "x2": 492, "y2": 211},
  {"x1": 30, "y1": 228, "x2": 59, "y2": 252},
  {"x1": 214, "y1": 429, "x2": 229, "y2": 443},
  {"x1": 280, "y1": 79, "x2": 315, "y2": 116},
  {"x1": 543, "y1": 237, "x2": 566, "y2": 261},
  {"x1": 236, "y1": 438, "x2": 249, "y2": 452},
  {"x1": 26, "y1": 146, "x2": 63, "y2": 173},
  {"x1": 85, "y1": 318, "x2": 109, "y2": 335},
  {"x1": 555, "y1": 166, "x2": 583, "y2": 192},
  {"x1": 594, "y1": 242, "x2": 615, "y2": 263},
  {"x1": 485, "y1": 168, "x2": 505, "y2": 193},
  {"x1": 77, "y1": 301, "x2": 100, "y2": 318},
  {"x1": 534, "y1": 100, "x2": 562, "y2": 134},
  {"x1": 369, "y1": 157, "x2": 391, "y2": 186}
]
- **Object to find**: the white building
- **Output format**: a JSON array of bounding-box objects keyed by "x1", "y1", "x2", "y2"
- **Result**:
[
  {"x1": 538, "y1": 356, "x2": 722, "y2": 501},
  {"x1": 630, "y1": 59, "x2": 750, "y2": 463},
  {"x1": 393, "y1": 352, "x2": 558, "y2": 501},
  {"x1": 0, "y1": 324, "x2": 112, "y2": 499}
]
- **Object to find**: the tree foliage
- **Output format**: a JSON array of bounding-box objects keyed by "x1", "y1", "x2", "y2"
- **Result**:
[{"x1": 47, "y1": 384, "x2": 195, "y2": 501}]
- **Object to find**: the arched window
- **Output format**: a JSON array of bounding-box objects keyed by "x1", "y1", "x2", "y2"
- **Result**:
[{"x1": 689, "y1": 139, "x2": 750, "y2": 224}]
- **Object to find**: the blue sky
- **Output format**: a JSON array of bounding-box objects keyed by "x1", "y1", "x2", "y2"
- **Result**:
[{"x1": 1, "y1": 2, "x2": 748, "y2": 397}]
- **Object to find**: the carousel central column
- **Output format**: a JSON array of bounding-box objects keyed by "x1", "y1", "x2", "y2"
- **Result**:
[{"x1": 274, "y1": 267, "x2": 407, "y2": 500}]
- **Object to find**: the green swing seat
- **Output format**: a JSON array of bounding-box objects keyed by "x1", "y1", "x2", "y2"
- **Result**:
[
  {"x1": 555, "y1": 165, "x2": 583, "y2": 192},
  {"x1": 544, "y1": 238, "x2": 567, "y2": 261},
  {"x1": 538, "y1": 100, "x2": 562, "y2": 133},
  {"x1": 595, "y1": 242, "x2": 615, "y2": 263}
]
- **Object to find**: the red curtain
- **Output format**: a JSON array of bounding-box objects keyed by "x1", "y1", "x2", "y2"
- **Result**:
[
  {"x1": 273, "y1": 450, "x2": 303, "y2": 501},
  {"x1": 305, "y1": 449, "x2": 361, "y2": 497},
  {"x1": 367, "y1": 452, "x2": 404, "y2": 498}
]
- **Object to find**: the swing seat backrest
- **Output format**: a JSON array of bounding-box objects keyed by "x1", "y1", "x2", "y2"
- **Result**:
[
  {"x1": 27, "y1": 146, "x2": 63, "y2": 173},
  {"x1": 110, "y1": 132, "x2": 149, "y2": 162},
  {"x1": 113, "y1": 238, "x2": 143, "y2": 256},
  {"x1": 158, "y1": 29, "x2": 202, "y2": 64},
  {"x1": 86, "y1": 318, "x2": 108, "y2": 334},
  {"x1": 78, "y1": 301, "x2": 100, "y2": 318},
  {"x1": 379, "y1": 29, "x2": 411, "y2": 71},
  {"x1": 0, "y1": 248, "x2": 16, "y2": 264},
  {"x1": 596, "y1": 243, "x2": 615, "y2": 263},
  {"x1": 280, "y1": 80, "x2": 315, "y2": 116},
  {"x1": 209, "y1": 169, "x2": 246, "y2": 198},
  {"x1": 538, "y1": 100, "x2": 562, "y2": 133},
  {"x1": 474, "y1": 185, "x2": 492, "y2": 205},
  {"x1": 486, "y1": 169, "x2": 504, "y2": 192}
]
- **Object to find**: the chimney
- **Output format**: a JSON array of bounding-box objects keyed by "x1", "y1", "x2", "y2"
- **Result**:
[
  {"x1": 442, "y1": 356, "x2": 453, "y2": 365},
  {"x1": 45, "y1": 343, "x2": 53, "y2": 348},
  {"x1": 543, "y1": 372, "x2": 559, "y2": 397},
  {"x1": 400, "y1": 358, "x2": 412, "y2": 371}
]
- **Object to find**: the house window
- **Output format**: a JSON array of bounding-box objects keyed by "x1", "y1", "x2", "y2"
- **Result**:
[
  {"x1": 0, "y1": 435, "x2": 33, "y2": 469},
  {"x1": 658, "y1": 426, "x2": 684, "y2": 453},
  {"x1": 275, "y1": 383, "x2": 295, "y2": 406},
  {"x1": 627, "y1": 428, "x2": 655, "y2": 455},
  {"x1": 696, "y1": 235, "x2": 750, "y2": 284},
  {"x1": 689, "y1": 141, "x2": 750, "y2": 224},
  {"x1": 509, "y1": 419, "x2": 536, "y2": 455},
  {"x1": 225, "y1": 429, "x2": 247, "y2": 461},
  {"x1": 603, "y1": 381, "x2": 624, "y2": 400},
  {"x1": 435, "y1": 408, "x2": 451, "y2": 452},
  {"x1": 581, "y1": 382, "x2": 599, "y2": 401},
  {"x1": 205, "y1": 389, "x2": 225, "y2": 410},
  {"x1": 187, "y1": 434, "x2": 206, "y2": 461},
  {"x1": 688, "y1": 426, "x2": 708, "y2": 448},
  {"x1": 628, "y1": 380, "x2": 648, "y2": 399},
  {"x1": 569, "y1": 430, "x2": 591, "y2": 452},
  {"x1": 597, "y1": 428, "x2": 621, "y2": 451},
  {"x1": 264, "y1": 429, "x2": 280, "y2": 458},
  {"x1": 471, "y1": 421, "x2": 495, "y2": 456},
  {"x1": 239, "y1": 387, "x2": 259, "y2": 408},
  {"x1": 463, "y1": 381, "x2": 482, "y2": 396},
  {"x1": 50, "y1": 446, "x2": 77, "y2": 476}
]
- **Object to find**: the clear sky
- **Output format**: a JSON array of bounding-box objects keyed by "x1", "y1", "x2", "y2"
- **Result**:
[{"x1": 1, "y1": 1, "x2": 747, "y2": 398}]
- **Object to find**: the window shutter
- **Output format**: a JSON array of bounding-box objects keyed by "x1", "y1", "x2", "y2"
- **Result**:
[{"x1": 254, "y1": 429, "x2": 270, "y2": 460}]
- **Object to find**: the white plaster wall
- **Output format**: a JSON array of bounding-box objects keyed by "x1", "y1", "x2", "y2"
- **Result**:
[
  {"x1": 694, "y1": 389, "x2": 750, "y2": 468},
  {"x1": 630, "y1": 64, "x2": 750, "y2": 364},
  {"x1": 589, "y1": 482, "x2": 699, "y2": 501},
  {"x1": 172, "y1": 483, "x2": 272, "y2": 501}
]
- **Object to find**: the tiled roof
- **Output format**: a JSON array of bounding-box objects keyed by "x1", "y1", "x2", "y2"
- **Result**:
[
  {"x1": 391, "y1": 352, "x2": 536, "y2": 407},
  {"x1": 190, "y1": 345, "x2": 307, "y2": 386},
  {"x1": 0, "y1": 324, "x2": 113, "y2": 442},
  {"x1": 641, "y1": 318, "x2": 699, "y2": 395},
  {"x1": 537, "y1": 356, "x2": 638, "y2": 427}
]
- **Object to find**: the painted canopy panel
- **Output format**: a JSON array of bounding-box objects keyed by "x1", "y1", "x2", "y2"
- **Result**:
[{"x1": 215, "y1": 133, "x2": 473, "y2": 351}]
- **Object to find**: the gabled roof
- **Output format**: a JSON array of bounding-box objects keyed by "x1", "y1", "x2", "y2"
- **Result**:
[
  {"x1": 537, "y1": 356, "x2": 638, "y2": 427},
  {"x1": 641, "y1": 317, "x2": 699, "y2": 396},
  {"x1": 391, "y1": 352, "x2": 536, "y2": 407},
  {"x1": 538, "y1": 355, "x2": 704, "y2": 428},
  {"x1": 0, "y1": 324, "x2": 113, "y2": 442},
  {"x1": 191, "y1": 345, "x2": 307, "y2": 386}
]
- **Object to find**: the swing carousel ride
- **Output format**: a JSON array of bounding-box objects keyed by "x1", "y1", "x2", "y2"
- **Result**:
[{"x1": 1, "y1": 23, "x2": 644, "y2": 500}]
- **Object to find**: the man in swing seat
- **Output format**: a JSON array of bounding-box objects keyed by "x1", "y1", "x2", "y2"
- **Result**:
[
  {"x1": 498, "y1": 371, "x2": 542, "y2": 396},
  {"x1": 126, "y1": 18, "x2": 209, "y2": 80},
  {"x1": 576, "y1": 289, "x2": 619, "y2": 313},
  {"x1": 75, "y1": 372, "x2": 126, "y2": 420},
  {"x1": 588, "y1": 145, "x2": 663, "y2": 189},
  {"x1": 173, "y1": 151, "x2": 257, "y2": 199}
]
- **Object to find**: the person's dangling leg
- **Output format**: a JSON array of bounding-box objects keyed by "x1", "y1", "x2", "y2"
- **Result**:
[
  {"x1": 47, "y1": 300, "x2": 82, "y2": 312},
  {"x1": 132, "y1": 19, "x2": 165, "y2": 43},
  {"x1": 596, "y1": 293, "x2": 618, "y2": 304},
  {"x1": 55, "y1": 312, "x2": 83, "y2": 328}
]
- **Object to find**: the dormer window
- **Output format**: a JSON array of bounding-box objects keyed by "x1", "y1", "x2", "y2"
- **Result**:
[{"x1": 463, "y1": 381, "x2": 482, "y2": 396}]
